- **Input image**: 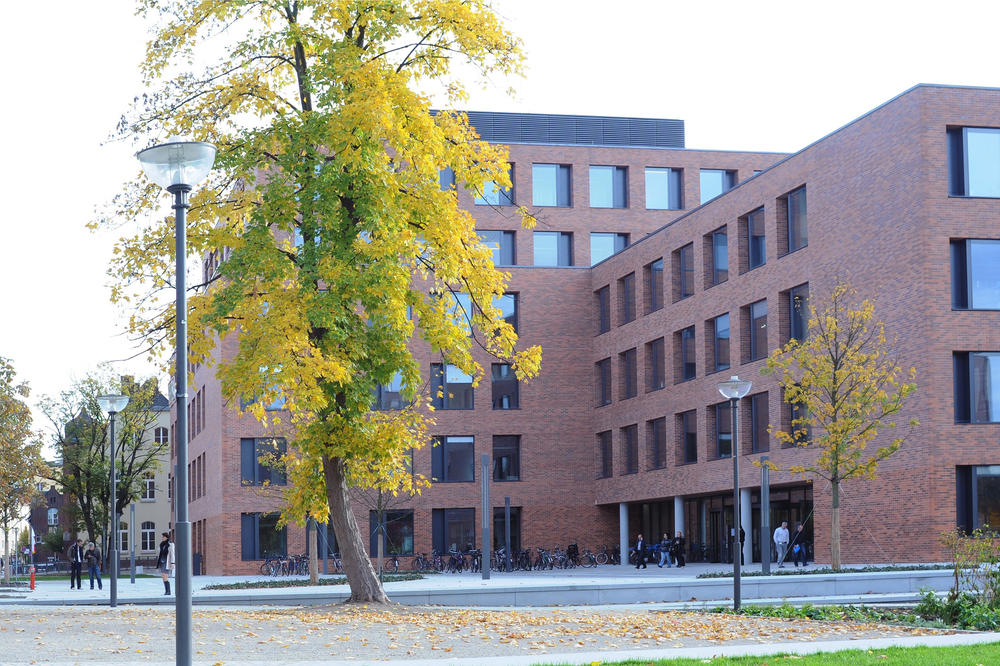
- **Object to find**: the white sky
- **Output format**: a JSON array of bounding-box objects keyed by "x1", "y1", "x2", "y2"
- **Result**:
[{"x1": 2, "y1": 0, "x2": 999, "y2": 429}]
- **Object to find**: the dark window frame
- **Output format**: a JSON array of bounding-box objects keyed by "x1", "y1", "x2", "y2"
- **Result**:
[
  {"x1": 532, "y1": 163, "x2": 572, "y2": 207},
  {"x1": 479, "y1": 230, "x2": 516, "y2": 266},
  {"x1": 491, "y1": 363, "x2": 520, "y2": 410},
  {"x1": 241, "y1": 512, "x2": 287, "y2": 560},
  {"x1": 492, "y1": 435, "x2": 521, "y2": 481},
  {"x1": 618, "y1": 272, "x2": 636, "y2": 325},
  {"x1": 646, "y1": 258, "x2": 664, "y2": 313},
  {"x1": 596, "y1": 358, "x2": 612, "y2": 406},
  {"x1": 645, "y1": 337, "x2": 665, "y2": 392},
  {"x1": 431, "y1": 363, "x2": 475, "y2": 410},
  {"x1": 431, "y1": 435, "x2": 476, "y2": 483},
  {"x1": 621, "y1": 424, "x2": 639, "y2": 475},
  {"x1": 240, "y1": 438, "x2": 288, "y2": 486},
  {"x1": 596, "y1": 285, "x2": 611, "y2": 334},
  {"x1": 619, "y1": 348, "x2": 638, "y2": 399},
  {"x1": 597, "y1": 431, "x2": 613, "y2": 478}
]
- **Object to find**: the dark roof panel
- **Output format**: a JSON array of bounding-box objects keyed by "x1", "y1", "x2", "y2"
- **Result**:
[{"x1": 448, "y1": 110, "x2": 684, "y2": 148}]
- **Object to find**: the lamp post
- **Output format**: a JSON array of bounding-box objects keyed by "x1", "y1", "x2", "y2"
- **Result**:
[
  {"x1": 97, "y1": 393, "x2": 130, "y2": 608},
  {"x1": 717, "y1": 375, "x2": 752, "y2": 611},
  {"x1": 138, "y1": 138, "x2": 215, "y2": 666}
]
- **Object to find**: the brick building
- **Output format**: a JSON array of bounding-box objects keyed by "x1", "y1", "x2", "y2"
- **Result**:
[{"x1": 177, "y1": 84, "x2": 1000, "y2": 574}]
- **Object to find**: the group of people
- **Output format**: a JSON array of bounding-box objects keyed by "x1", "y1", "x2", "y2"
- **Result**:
[
  {"x1": 632, "y1": 531, "x2": 687, "y2": 569},
  {"x1": 772, "y1": 521, "x2": 809, "y2": 567},
  {"x1": 67, "y1": 532, "x2": 176, "y2": 594}
]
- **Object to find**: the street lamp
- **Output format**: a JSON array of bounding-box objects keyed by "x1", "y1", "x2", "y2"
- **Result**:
[
  {"x1": 97, "y1": 393, "x2": 130, "y2": 608},
  {"x1": 718, "y1": 375, "x2": 752, "y2": 611},
  {"x1": 138, "y1": 137, "x2": 215, "y2": 666}
]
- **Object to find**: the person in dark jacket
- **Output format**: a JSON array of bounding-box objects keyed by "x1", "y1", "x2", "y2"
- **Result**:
[
  {"x1": 634, "y1": 534, "x2": 647, "y2": 569},
  {"x1": 85, "y1": 542, "x2": 103, "y2": 590},
  {"x1": 671, "y1": 530, "x2": 686, "y2": 567},
  {"x1": 67, "y1": 539, "x2": 85, "y2": 590},
  {"x1": 657, "y1": 533, "x2": 673, "y2": 567},
  {"x1": 155, "y1": 532, "x2": 175, "y2": 595},
  {"x1": 790, "y1": 522, "x2": 809, "y2": 567}
]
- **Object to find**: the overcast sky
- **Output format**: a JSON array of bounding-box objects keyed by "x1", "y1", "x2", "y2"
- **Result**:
[{"x1": 3, "y1": 0, "x2": 999, "y2": 429}]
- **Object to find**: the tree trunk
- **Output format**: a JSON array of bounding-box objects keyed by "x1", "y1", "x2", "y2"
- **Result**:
[
  {"x1": 831, "y1": 481, "x2": 841, "y2": 570},
  {"x1": 322, "y1": 455, "x2": 388, "y2": 603},
  {"x1": 3, "y1": 527, "x2": 9, "y2": 585},
  {"x1": 308, "y1": 519, "x2": 319, "y2": 584}
]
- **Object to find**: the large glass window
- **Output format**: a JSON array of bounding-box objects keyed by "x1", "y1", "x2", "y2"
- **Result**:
[
  {"x1": 241, "y1": 512, "x2": 286, "y2": 560},
  {"x1": 596, "y1": 358, "x2": 612, "y2": 406},
  {"x1": 475, "y1": 164, "x2": 514, "y2": 205},
  {"x1": 646, "y1": 259, "x2": 664, "y2": 313},
  {"x1": 955, "y1": 352, "x2": 1000, "y2": 424},
  {"x1": 590, "y1": 166, "x2": 627, "y2": 208},
  {"x1": 618, "y1": 272, "x2": 636, "y2": 324},
  {"x1": 596, "y1": 286, "x2": 611, "y2": 334},
  {"x1": 479, "y1": 230, "x2": 516, "y2": 265},
  {"x1": 711, "y1": 227, "x2": 728, "y2": 285},
  {"x1": 948, "y1": 127, "x2": 1000, "y2": 197},
  {"x1": 645, "y1": 337, "x2": 665, "y2": 391},
  {"x1": 141, "y1": 521, "x2": 156, "y2": 552},
  {"x1": 674, "y1": 243, "x2": 694, "y2": 301},
  {"x1": 431, "y1": 363, "x2": 474, "y2": 410},
  {"x1": 785, "y1": 186, "x2": 808, "y2": 252},
  {"x1": 749, "y1": 392, "x2": 769, "y2": 453},
  {"x1": 492, "y1": 436, "x2": 520, "y2": 481},
  {"x1": 646, "y1": 167, "x2": 682, "y2": 210},
  {"x1": 679, "y1": 410, "x2": 697, "y2": 464},
  {"x1": 141, "y1": 472, "x2": 155, "y2": 500},
  {"x1": 591, "y1": 232, "x2": 629, "y2": 265},
  {"x1": 677, "y1": 325, "x2": 696, "y2": 382},
  {"x1": 715, "y1": 402, "x2": 732, "y2": 458},
  {"x1": 240, "y1": 438, "x2": 287, "y2": 486},
  {"x1": 532, "y1": 164, "x2": 571, "y2": 206},
  {"x1": 648, "y1": 417, "x2": 666, "y2": 469},
  {"x1": 746, "y1": 207, "x2": 766, "y2": 270},
  {"x1": 492, "y1": 507, "x2": 522, "y2": 552},
  {"x1": 491, "y1": 364, "x2": 519, "y2": 410},
  {"x1": 369, "y1": 510, "x2": 414, "y2": 556},
  {"x1": 432, "y1": 436, "x2": 475, "y2": 482},
  {"x1": 533, "y1": 231, "x2": 573, "y2": 266},
  {"x1": 712, "y1": 313, "x2": 730, "y2": 372},
  {"x1": 373, "y1": 371, "x2": 406, "y2": 410},
  {"x1": 619, "y1": 348, "x2": 637, "y2": 399},
  {"x1": 622, "y1": 424, "x2": 638, "y2": 475},
  {"x1": 700, "y1": 169, "x2": 735, "y2": 203},
  {"x1": 952, "y1": 239, "x2": 1000, "y2": 309},
  {"x1": 432, "y1": 508, "x2": 475, "y2": 553},
  {"x1": 789, "y1": 284, "x2": 810, "y2": 341},
  {"x1": 597, "y1": 431, "x2": 613, "y2": 478},
  {"x1": 494, "y1": 293, "x2": 518, "y2": 333},
  {"x1": 749, "y1": 300, "x2": 768, "y2": 361}
]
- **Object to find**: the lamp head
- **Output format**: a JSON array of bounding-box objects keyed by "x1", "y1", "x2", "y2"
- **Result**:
[
  {"x1": 96, "y1": 394, "x2": 130, "y2": 415},
  {"x1": 137, "y1": 137, "x2": 216, "y2": 190},
  {"x1": 717, "y1": 375, "x2": 753, "y2": 400}
]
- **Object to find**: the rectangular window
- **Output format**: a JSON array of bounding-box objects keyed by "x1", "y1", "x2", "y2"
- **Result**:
[
  {"x1": 492, "y1": 435, "x2": 520, "y2": 481},
  {"x1": 141, "y1": 522, "x2": 156, "y2": 552},
  {"x1": 676, "y1": 325, "x2": 696, "y2": 382},
  {"x1": 492, "y1": 506, "x2": 522, "y2": 552},
  {"x1": 619, "y1": 348, "x2": 637, "y2": 399},
  {"x1": 532, "y1": 163, "x2": 571, "y2": 206},
  {"x1": 475, "y1": 163, "x2": 514, "y2": 205},
  {"x1": 714, "y1": 402, "x2": 732, "y2": 458},
  {"x1": 782, "y1": 385, "x2": 811, "y2": 446},
  {"x1": 744, "y1": 207, "x2": 766, "y2": 271},
  {"x1": 749, "y1": 392, "x2": 769, "y2": 453},
  {"x1": 788, "y1": 284, "x2": 810, "y2": 341},
  {"x1": 678, "y1": 410, "x2": 697, "y2": 464},
  {"x1": 432, "y1": 508, "x2": 475, "y2": 553},
  {"x1": 369, "y1": 510, "x2": 414, "y2": 556},
  {"x1": 590, "y1": 165, "x2": 627, "y2": 208},
  {"x1": 954, "y1": 352, "x2": 1000, "y2": 423},
  {"x1": 700, "y1": 169, "x2": 735, "y2": 203},
  {"x1": 439, "y1": 168, "x2": 456, "y2": 191},
  {"x1": 618, "y1": 272, "x2": 636, "y2": 324},
  {"x1": 431, "y1": 436, "x2": 475, "y2": 482},
  {"x1": 240, "y1": 438, "x2": 287, "y2": 486},
  {"x1": 748, "y1": 300, "x2": 768, "y2": 361},
  {"x1": 711, "y1": 313, "x2": 731, "y2": 372},
  {"x1": 431, "y1": 363, "x2": 474, "y2": 410},
  {"x1": 596, "y1": 285, "x2": 611, "y2": 334},
  {"x1": 784, "y1": 186, "x2": 808, "y2": 253},
  {"x1": 951, "y1": 239, "x2": 1000, "y2": 309},
  {"x1": 645, "y1": 337, "x2": 665, "y2": 392},
  {"x1": 596, "y1": 358, "x2": 612, "y2": 406},
  {"x1": 590, "y1": 232, "x2": 629, "y2": 265},
  {"x1": 645, "y1": 258, "x2": 664, "y2": 313},
  {"x1": 948, "y1": 127, "x2": 1000, "y2": 197},
  {"x1": 494, "y1": 293, "x2": 518, "y2": 333},
  {"x1": 673, "y1": 243, "x2": 694, "y2": 301},
  {"x1": 645, "y1": 167, "x2": 682, "y2": 209},
  {"x1": 491, "y1": 364, "x2": 519, "y2": 410},
  {"x1": 373, "y1": 371, "x2": 406, "y2": 410},
  {"x1": 597, "y1": 431, "x2": 613, "y2": 478},
  {"x1": 241, "y1": 512, "x2": 286, "y2": 560},
  {"x1": 621, "y1": 424, "x2": 638, "y2": 475},
  {"x1": 534, "y1": 231, "x2": 573, "y2": 266},
  {"x1": 648, "y1": 417, "x2": 666, "y2": 470},
  {"x1": 479, "y1": 230, "x2": 516, "y2": 265},
  {"x1": 710, "y1": 227, "x2": 728, "y2": 285}
]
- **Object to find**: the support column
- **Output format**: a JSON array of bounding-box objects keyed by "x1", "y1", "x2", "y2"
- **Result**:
[
  {"x1": 673, "y1": 496, "x2": 684, "y2": 537},
  {"x1": 741, "y1": 487, "x2": 752, "y2": 567},
  {"x1": 619, "y1": 503, "x2": 629, "y2": 567}
]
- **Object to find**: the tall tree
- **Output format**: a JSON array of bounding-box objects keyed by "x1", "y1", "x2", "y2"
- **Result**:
[
  {"x1": 763, "y1": 281, "x2": 917, "y2": 569},
  {"x1": 0, "y1": 358, "x2": 44, "y2": 582},
  {"x1": 42, "y1": 373, "x2": 168, "y2": 563},
  {"x1": 101, "y1": 1, "x2": 539, "y2": 602}
]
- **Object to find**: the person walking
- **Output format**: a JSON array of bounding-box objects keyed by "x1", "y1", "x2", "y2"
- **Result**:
[
  {"x1": 738, "y1": 526, "x2": 746, "y2": 566},
  {"x1": 155, "y1": 532, "x2": 175, "y2": 595},
  {"x1": 790, "y1": 522, "x2": 809, "y2": 567},
  {"x1": 634, "y1": 533, "x2": 647, "y2": 569},
  {"x1": 67, "y1": 539, "x2": 85, "y2": 590},
  {"x1": 657, "y1": 533, "x2": 673, "y2": 568},
  {"x1": 773, "y1": 521, "x2": 790, "y2": 568},
  {"x1": 672, "y1": 530, "x2": 686, "y2": 567},
  {"x1": 85, "y1": 542, "x2": 103, "y2": 590}
]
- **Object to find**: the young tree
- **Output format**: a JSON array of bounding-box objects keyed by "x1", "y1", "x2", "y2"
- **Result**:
[
  {"x1": 0, "y1": 358, "x2": 45, "y2": 582},
  {"x1": 101, "y1": 1, "x2": 540, "y2": 602},
  {"x1": 763, "y1": 281, "x2": 917, "y2": 569},
  {"x1": 42, "y1": 373, "x2": 168, "y2": 563}
]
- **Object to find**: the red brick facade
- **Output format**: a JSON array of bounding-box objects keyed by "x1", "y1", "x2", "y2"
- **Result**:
[{"x1": 176, "y1": 85, "x2": 1000, "y2": 573}]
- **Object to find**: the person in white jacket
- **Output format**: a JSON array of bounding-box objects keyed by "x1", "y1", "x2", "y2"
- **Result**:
[
  {"x1": 155, "y1": 532, "x2": 176, "y2": 595},
  {"x1": 773, "y1": 522, "x2": 790, "y2": 568}
]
